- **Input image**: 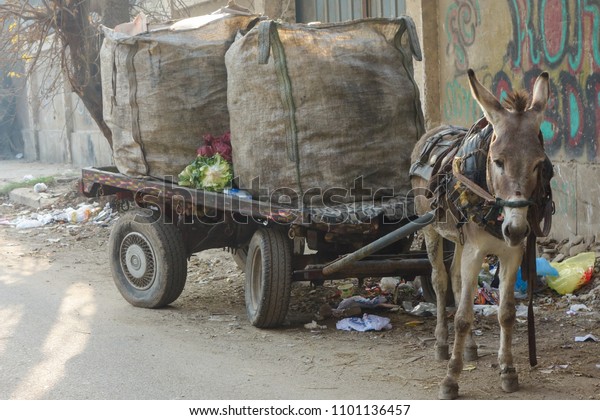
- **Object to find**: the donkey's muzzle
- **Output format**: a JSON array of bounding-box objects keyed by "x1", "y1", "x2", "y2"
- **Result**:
[{"x1": 502, "y1": 220, "x2": 531, "y2": 246}]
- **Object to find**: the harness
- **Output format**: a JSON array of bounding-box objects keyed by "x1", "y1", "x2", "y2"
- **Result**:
[{"x1": 409, "y1": 117, "x2": 554, "y2": 241}]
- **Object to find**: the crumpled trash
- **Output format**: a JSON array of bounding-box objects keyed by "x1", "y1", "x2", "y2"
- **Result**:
[
  {"x1": 56, "y1": 204, "x2": 98, "y2": 223},
  {"x1": 304, "y1": 320, "x2": 327, "y2": 330},
  {"x1": 336, "y1": 314, "x2": 391, "y2": 332},
  {"x1": 516, "y1": 303, "x2": 532, "y2": 318},
  {"x1": 574, "y1": 334, "x2": 598, "y2": 342},
  {"x1": 474, "y1": 304, "x2": 499, "y2": 316},
  {"x1": 379, "y1": 277, "x2": 400, "y2": 293},
  {"x1": 338, "y1": 295, "x2": 387, "y2": 310},
  {"x1": 410, "y1": 302, "x2": 436, "y2": 317},
  {"x1": 15, "y1": 212, "x2": 54, "y2": 229},
  {"x1": 475, "y1": 283, "x2": 499, "y2": 305},
  {"x1": 33, "y1": 183, "x2": 48, "y2": 193},
  {"x1": 15, "y1": 219, "x2": 44, "y2": 230},
  {"x1": 566, "y1": 303, "x2": 591, "y2": 315},
  {"x1": 11, "y1": 203, "x2": 108, "y2": 229},
  {"x1": 319, "y1": 303, "x2": 361, "y2": 319}
]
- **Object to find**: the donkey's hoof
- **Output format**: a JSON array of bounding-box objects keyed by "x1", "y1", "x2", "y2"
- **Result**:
[
  {"x1": 463, "y1": 346, "x2": 478, "y2": 362},
  {"x1": 439, "y1": 377, "x2": 459, "y2": 400},
  {"x1": 435, "y1": 344, "x2": 450, "y2": 361},
  {"x1": 500, "y1": 369, "x2": 519, "y2": 393}
]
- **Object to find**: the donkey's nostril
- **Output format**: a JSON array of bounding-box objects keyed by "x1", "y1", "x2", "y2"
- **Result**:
[{"x1": 515, "y1": 190, "x2": 522, "y2": 196}]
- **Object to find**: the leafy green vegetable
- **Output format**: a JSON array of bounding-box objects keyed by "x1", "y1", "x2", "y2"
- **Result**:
[{"x1": 178, "y1": 154, "x2": 232, "y2": 192}]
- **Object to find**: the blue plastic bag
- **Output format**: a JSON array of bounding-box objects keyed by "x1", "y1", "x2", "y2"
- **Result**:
[{"x1": 514, "y1": 257, "x2": 559, "y2": 294}]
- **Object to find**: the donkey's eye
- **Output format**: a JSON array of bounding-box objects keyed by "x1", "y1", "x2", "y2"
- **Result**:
[{"x1": 493, "y1": 159, "x2": 504, "y2": 169}]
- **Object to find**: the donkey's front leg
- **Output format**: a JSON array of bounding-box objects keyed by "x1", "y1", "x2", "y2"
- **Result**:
[
  {"x1": 497, "y1": 250, "x2": 522, "y2": 393},
  {"x1": 439, "y1": 244, "x2": 482, "y2": 399}
]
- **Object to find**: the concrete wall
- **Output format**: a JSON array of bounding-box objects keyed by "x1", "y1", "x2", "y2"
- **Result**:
[
  {"x1": 432, "y1": 0, "x2": 600, "y2": 239},
  {"x1": 22, "y1": 61, "x2": 113, "y2": 167}
]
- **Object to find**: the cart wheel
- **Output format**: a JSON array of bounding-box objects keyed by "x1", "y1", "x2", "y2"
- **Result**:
[
  {"x1": 245, "y1": 228, "x2": 293, "y2": 328},
  {"x1": 109, "y1": 209, "x2": 187, "y2": 308},
  {"x1": 233, "y1": 237, "x2": 303, "y2": 273}
]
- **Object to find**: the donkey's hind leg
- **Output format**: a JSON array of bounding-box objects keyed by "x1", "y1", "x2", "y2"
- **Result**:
[
  {"x1": 449, "y1": 244, "x2": 478, "y2": 362},
  {"x1": 439, "y1": 243, "x2": 482, "y2": 399},
  {"x1": 423, "y1": 227, "x2": 450, "y2": 361}
]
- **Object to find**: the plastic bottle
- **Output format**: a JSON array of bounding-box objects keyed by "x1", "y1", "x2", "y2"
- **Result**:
[{"x1": 223, "y1": 188, "x2": 253, "y2": 200}]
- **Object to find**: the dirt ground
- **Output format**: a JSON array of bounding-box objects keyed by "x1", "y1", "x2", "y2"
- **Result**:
[{"x1": 1, "y1": 178, "x2": 600, "y2": 400}]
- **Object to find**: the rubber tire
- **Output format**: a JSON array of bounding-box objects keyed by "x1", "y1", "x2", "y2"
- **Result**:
[
  {"x1": 233, "y1": 237, "x2": 304, "y2": 274},
  {"x1": 245, "y1": 228, "x2": 293, "y2": 328},
  {"x1": 109, "y1": 209, "x2": 187, "y2": 308}
]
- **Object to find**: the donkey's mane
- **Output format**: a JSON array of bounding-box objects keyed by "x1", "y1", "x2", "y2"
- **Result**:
[{"x1": 502, "y1": 90, "x2": 530, "y2": 112}]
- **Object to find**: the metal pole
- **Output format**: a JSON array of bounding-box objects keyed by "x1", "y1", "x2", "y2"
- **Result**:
[{"x1": 321, "y1": 211, "x2": 436, "y2": 276}]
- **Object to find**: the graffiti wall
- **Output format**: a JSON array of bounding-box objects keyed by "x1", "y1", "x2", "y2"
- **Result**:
[{"x1": 440, "y1": 0, "x2": 600, "y2": 163}]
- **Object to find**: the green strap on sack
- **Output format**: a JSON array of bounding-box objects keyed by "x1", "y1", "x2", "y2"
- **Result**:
[
  {"x1": 258, "y1": 20, "x2": 303, "y2": 197},
  {"x1": 124, "y1": 41, "x2": 150, "y2": 174}
]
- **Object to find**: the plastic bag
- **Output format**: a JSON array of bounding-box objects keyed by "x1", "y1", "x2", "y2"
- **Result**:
[
  {"x1": 336, "y1": 314, "x2": 392, "y2": 332},
  {"x1": 515, "y1": 257, "x2": 559, "y2": 294},
  {"x1": 547, "y1": 252, "x2": 595, "y2": 295}
]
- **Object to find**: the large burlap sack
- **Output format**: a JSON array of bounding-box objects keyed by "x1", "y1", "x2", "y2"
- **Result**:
[
  {"x1": 225, "y1": 17, "x2": 425, "y2": 204},
  {"x1": 101, "y1": 13, "x2": 258, "y2": 179}
]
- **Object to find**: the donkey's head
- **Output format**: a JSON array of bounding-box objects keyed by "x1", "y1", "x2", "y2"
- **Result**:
[{"x1": 467, "y1": 69, "x2": 550, "y2": 247}]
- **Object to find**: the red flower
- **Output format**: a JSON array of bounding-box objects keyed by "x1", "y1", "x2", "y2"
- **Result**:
[
  {"x1": 212, "y1": 140, "x2": 232, "y2": 162},
  {"x1": 197, "y1": 145, "x2": 214, "y2": 157},
  {"x1": 202, "y1": 133, "x2": 215, "y2": 146},
  {"x1": 198, "y1": 131, "x2": 232, "y2": 161}
]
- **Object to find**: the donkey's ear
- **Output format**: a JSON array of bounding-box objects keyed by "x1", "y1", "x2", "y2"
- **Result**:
[
  {"x1": 467, "y1": 69, "x2": 505, "y2": 125},
  {"x1": 529, "y1": 72, "x2": 550, "y2": 121}
]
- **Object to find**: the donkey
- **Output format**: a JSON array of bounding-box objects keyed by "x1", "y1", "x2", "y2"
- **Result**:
[{"x1": 410, "y1": 69, "x2": 551, "y2": 399}]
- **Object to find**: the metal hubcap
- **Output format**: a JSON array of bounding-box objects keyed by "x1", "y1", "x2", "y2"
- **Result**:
[{"x1": 120, "y1": 232, "x2": 156, "y2": 290}]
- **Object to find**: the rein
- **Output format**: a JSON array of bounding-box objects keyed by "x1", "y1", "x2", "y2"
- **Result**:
[{"x1": 451, "y1": 163, "x2": 533, "y2": 209}]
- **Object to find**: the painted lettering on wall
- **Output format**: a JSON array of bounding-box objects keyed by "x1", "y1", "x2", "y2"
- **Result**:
[
  {"x1": 443, "y1": 0, "x2": 600, "y2": 162},
  {"x1": 445, "y1": 0, "x2": 481, "y2": 72},
  {"x1": 503, "y1": 0, "x2": 600, "y2": 161}
]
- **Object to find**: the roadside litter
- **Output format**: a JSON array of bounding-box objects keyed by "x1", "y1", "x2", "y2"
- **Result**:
[
  {"x1": 547, "y1": 252, "x2": 596, "y2": 295},
  {"x1": 574, "y1": 334, "x2": 598, "y2": 343},
  {"x1": 474, "y1": 305, "x2": 499, "y2": 316},
  {"x1": 566, "y1": 303, "x2": 591, "y2": 315},
  {"x1": 410, "y1": 302, "x2": 436, "y2": 317},
  {"x1": 6, "y1": 202, "x2": 117, "y2": 229},
  {"x1": 336, "y1": 314, "x2": 392, "y2": 332},
  {"x1": 304, "y1": 320, "x2": 327, "y2": 330},
  {"x1": 338, "y1": 295, "x2": 389, "y2": 310}
]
